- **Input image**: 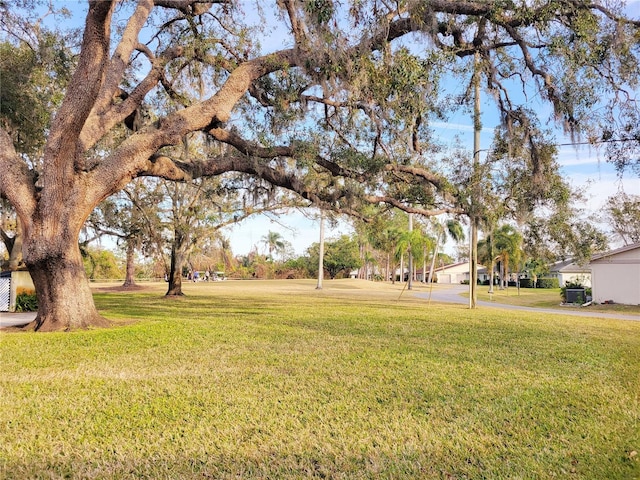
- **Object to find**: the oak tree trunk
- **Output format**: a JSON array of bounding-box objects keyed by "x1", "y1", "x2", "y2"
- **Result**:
[
  {"x1": 122, "y1": 240, "x2": 137, "y2": 288},
  {"x1": 166, "y1": 236, "x2": 186, "y2": 296},
  {"x1": 24, "y1": 230, "x2": 110, "y2": 332}
]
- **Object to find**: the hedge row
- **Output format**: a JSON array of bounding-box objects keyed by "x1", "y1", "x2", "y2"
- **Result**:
[{"x1": 471, "y1": 278, "x2": 560, "y2": 289}]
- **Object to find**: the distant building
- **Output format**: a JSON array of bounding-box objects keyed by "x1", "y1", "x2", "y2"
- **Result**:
[
  {"x1": 589, "y1": 243, "x2": 640, "y2": 305},
  {"x1": 427, "y1": 262, "x2": 490, "y2": 284},
  {"x1": 548, "y1": 259, "x2": 591, "y2": 287}
]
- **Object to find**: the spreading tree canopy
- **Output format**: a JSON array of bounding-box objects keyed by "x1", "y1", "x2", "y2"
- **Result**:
[{"x1": 0, "y1": 0, "x2": 638, "y2": 330}]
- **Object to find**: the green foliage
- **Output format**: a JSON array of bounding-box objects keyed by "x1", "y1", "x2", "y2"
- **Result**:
[
  {"x1": 444, "y1": 219, "x2": 466, "y2": 243},
  {"x1": 604, "y1": 193, "x2": 640, "y2": 245},
  {"x1": 478, "y1": 224, "x2": 523, "y2": 288},
  {"x1": 523, "y1": 213, "x2": 609, "y2": 267},
  {"x1": 307, "y1": 234, "x2": 362, "y2": 279},
  {"x1": 524, "y1": 258, "x2": 549, "y2": 281},
  {"x1": 488, "y1": 111, "x2": 570, "y2": 219},
  {"x1": 330, "y1": 147, "x2": 387, "y2": 174},
  {"x1": 395, "y1": 229, "x2": 430, "y2": 263},
  {"x1": 14, "y1": 292, "x2": 37, "y2": 312},
  {"x1": 519, "y1": 278, "x2": 534, "y2": 288},
  {"x1": 305, "y1": 0, "x2": 333, "y2": 25},
  {"x1": 0, "y1": 33, "x2": 73, "y2": 157},
  {"x1": 82, "y1": 248, "x2": 124, "y2": 280},
  {"x1": 278, "y1": 257, "x2": 313, "y2": 279},
  {"x1": 537, "y1": 277, "x2": 560, "y2": 289}
]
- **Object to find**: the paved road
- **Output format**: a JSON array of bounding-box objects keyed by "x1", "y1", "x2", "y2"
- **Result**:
[
  {"x1": 416, "y1": 284, "x2": 640, "y2": 322},
  {"x1": 0, "y1": 312, "x2": 36, "y2": 329}
]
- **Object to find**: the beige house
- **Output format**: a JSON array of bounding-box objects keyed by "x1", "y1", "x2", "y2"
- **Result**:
[
  {"x1": 433, "y1": 262, "x2": 489, "y2": 284},
  {"x1": 589, "y1": 243, "x2": 640, "y2": 305},
  {"x1": 548, "y1": 259, "x2": 591, "y2": 287}
]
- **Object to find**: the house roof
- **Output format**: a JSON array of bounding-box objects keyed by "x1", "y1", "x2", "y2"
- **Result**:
[
  {"x1": 549, "y1": 259, "x2": 590, "y2": 274},
  {"x1": 434, "y1": 262, "x2": 467, "y2": 272},
  {"x1": 433, "y1": 262, "x2": 487, "y2": 273},
  {"x1": 590, "y1": 242, "x2": 640, "y2": 263}
]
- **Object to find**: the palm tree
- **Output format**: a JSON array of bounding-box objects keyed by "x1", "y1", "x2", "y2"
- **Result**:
[
  {"x1": 477, "y1": 233, "x2": 497, "y2": 293},
  {"x1": 261, "y1": 230, "x2": 285, "y2": 260},
  {"x1": 493, "y1": 224, "x2": 523, "y2": 289},
  {"x1": 218, "y1": 236, "x2": 236, "y2": 273},
  {"x1": 395, "y1": 228, "x2": 426, "y2": 286},
  {"x1": 478, "y1": 224, "x2": 523, "y2": 291},
  {"x1": 379, "y1": 226, "x2": 402, "y2": 283},
  {"x1": 427, "y1": 219, "x2": 466, "y2": 284}
]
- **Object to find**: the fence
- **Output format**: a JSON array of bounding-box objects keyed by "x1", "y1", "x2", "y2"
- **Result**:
[{"x1": 0, "y1": 277, "x2": 9, "y2": 312}]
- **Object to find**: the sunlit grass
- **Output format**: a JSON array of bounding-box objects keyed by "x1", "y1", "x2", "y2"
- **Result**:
[
  {"x1": 1, "y1": 279, "x2": 639, "y2": 479},
  {"x1": 472, "y1": 285, "x2": 640, "y2": 315}
]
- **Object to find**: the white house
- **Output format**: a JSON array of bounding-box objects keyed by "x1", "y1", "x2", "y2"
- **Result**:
[
  {"x1": 548, "y1": 259, "x2": 591, "y2": 287},
  {"x1": 432, "y1": 262, "x2": 489, "y2": 284},
  {"x1": 589, "y1": 243, "x2": 640, "y2": 305}
]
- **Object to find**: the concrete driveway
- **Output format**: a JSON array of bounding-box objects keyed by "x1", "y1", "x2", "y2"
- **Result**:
[{"x1": 0, "y1": 312, "x2": 36, "y2": 329}]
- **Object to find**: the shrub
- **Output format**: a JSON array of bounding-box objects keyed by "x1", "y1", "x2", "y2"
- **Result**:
[
  {"x1": 15, "y1": 291, "x2": 38, "y2": 312},
  {"x1": 537, "y1": 278, "x2": 559, "y2": 289},
  {"x1": 560, "y1": 280, "x2": 592, "y2": 302},
  {"x1": 519, "y1": 278, "x2": 534, "y2": 288}
]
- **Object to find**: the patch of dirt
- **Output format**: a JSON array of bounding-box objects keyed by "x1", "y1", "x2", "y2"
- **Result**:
[{"x1": 92, "y1": 284, "x2": 149, "y2": 293}]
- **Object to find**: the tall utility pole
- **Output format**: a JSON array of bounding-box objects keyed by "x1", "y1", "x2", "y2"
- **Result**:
[
  {"x1": 407, "y1": 213, "x2": 413, "y2": 290},
  {"x1": 316, "y1": 210, "x2": 325, "y2": 290},
  {"x1": 469, "y1": 52, "x2": 481, "y2": 309}
]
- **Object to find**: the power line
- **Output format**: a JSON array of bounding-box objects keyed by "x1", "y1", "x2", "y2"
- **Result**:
[{"x1": 474, "y1": 136, "x2": 639, "y2": 156}]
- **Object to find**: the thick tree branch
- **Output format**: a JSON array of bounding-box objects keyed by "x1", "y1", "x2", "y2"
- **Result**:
[
  {"x1": 208, "y1": 124, "x2": 455, "y2": 194},
  {"x1": 278, "y1": 0, "x2": 308, "y2": 44},
  {"x1": 174, "y1": 48, "x2": 300, "y2": 129},
  {"x1": 137, "y1": 152, "x2": 461, "y2": 222},
  {"x1": 90, "y1": 47, "x2": 301, "y2": 202},
  {"x1": 383, "y1": 164, "x2": 450, "y2": 192},
  {"x1": 139, "y1": 154, "x2": 358, "y2": 214},
  {"x1": 154, "y1": 1, "x2": 227, "y2": 16},
  {"x1": 45, "y1": 0, "x2": 114, "y2": 174},
  {"x1": 90, "y1": 0, "x2": 154, "y2": 121},
  {"x1": 208, "y1": 127, "x2": 370, "y2": 181},
  {"x1": 364, "y1": 196, "x2": 464, "y2": 217},
  {"x1": 0, "y1": 128, "x2": 37, "y2": 223},
  {"x1": 80, "y1": 44, "x2": 185, "y2": 151}
]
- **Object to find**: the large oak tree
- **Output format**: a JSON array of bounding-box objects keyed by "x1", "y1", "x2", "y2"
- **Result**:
[{"x1": 0, "y1": 0, "x2": 638, "y2": 330}]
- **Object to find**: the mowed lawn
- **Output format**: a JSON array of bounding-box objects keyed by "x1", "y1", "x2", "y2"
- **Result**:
[
  {"x1": 473, "y1": 286, "x2": 640, "y2": 315},
  {"x1": 1, "y1": 280, "x2": 639, "y2": 479}
]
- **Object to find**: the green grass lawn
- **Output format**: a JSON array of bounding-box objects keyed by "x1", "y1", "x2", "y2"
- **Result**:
[
  {"x1": 1, "y1": 279, "x2": 639, "y2": 479},
  {"x1": 470, "y1": 285, "x2": 640, "y2": 315}
]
